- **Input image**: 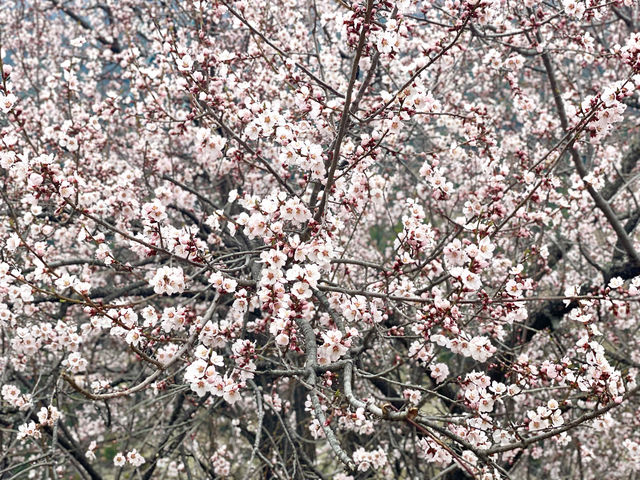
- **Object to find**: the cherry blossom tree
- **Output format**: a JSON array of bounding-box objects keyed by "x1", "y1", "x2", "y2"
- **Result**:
[{"x1": 1, "y1": 0, "x2": 640, "y2": 479}]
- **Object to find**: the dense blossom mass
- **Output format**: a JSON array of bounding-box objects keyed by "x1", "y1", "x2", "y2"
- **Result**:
[{"x1": 1, "y1": 0, "x2": 640, "y2": 479}]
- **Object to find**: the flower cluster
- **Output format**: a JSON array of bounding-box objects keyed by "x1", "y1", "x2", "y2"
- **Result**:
[
  {"x1": 417, "y1": 437, "x2": 452, "y2": 467},
  {"x1": 1, "y1": 384, "x2": 32, "y2": 410},
  {"x1": 150, "y1": 266, "x2": 186, "y2": 295},
  {"x1": 352, "y1": 446, "x2": 388, "y2": 472},
  {"x1": 113, "y1": 449, "x2": 146, "y2": 468}
]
